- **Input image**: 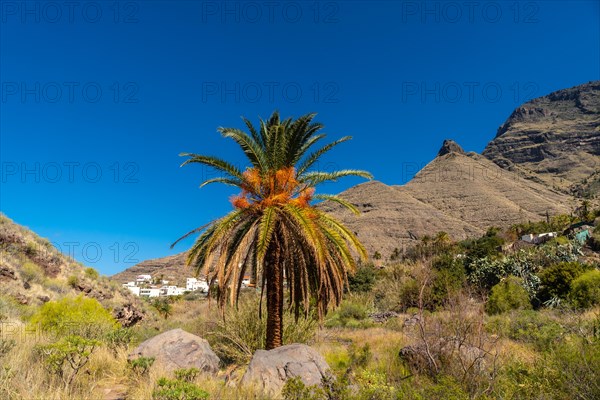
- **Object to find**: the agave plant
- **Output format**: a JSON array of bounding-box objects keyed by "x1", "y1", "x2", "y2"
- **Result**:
[{"x1": 173, "y1": 111, "x2": 372, "y2": 349}]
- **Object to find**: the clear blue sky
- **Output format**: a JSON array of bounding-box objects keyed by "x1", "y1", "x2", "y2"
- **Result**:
[{"x1": 1, "y1": 1, "x2": 598, "y2": 275}]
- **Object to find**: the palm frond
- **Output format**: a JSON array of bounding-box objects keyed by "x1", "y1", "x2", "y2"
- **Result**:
[
  {"x1": 296, "y1": 136, "x2": 352, "y2": 176},
  {"x1": 256, "y1": 206, "x2": 278, "y2": 260},
  {"x1": 300, "y1": 169, "x2": 373, "y2": 186},
  {"x1": 313, "y1": 194, "x2": 360, "y2": 215},
  {"x1": 179, "y1": 153, "x2": 244, "y2": 180}
]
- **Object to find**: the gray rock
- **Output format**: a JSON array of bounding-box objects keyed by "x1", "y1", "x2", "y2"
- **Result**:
[
  {"x1": 240, "y1": 344, "x2": 331, "y2": 396},
  {"x1": 369, "y1": 311, "x2": 399, "y2": 323},
  {"x1": 437, "y1": 139, "x2": 465, "y2": 157},
  {"x1": 113, "y1": 302, "x2": 144, "y2": 327},
  {"x1": 129, "y1": 328, "x2": 219, "y2": 374},
  {"x1": 0, "y1": 266, "x2": 17, "y2": 281}
]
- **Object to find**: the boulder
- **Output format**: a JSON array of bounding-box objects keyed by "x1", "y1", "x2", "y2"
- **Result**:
[
  {"x1": 114, "y1": 303, "x2": 144, "y2": 327},
  {"x1": 37, "y1": 295, "x2": 50, "y2": 303},
  {"x1": 240, "y1": 344, "x2": 331, "y2": 396},
  {"x1": 129, "y1": 328, "x2": 219, "y2": 374},
  {"x1": 369, "y1": 311, "x2": 399, "y2": 323},
  {"x1": 0, "y1": 266, "x2": 17, "y2": 281}
]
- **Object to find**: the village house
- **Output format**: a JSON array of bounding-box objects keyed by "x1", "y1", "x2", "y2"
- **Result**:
[
  {"x1": 122, "y1": 283, "x2": 141, "y2": 296},
  {"x1": 242, "y1": 275, "x2": 252, "y2": 287},
  {"x1": 135, "y1": 274, "x2": 152, "y2": 283},
  {"x1": 160, "y1": 286, "x2": 186, "y2": 296},
  {"x1": 521, "y1": 232, "x2": 558, "y2": 244},
  {"x1": 564, "y1": 222, "x2": 593, "y2": 244},
  {"x1": 122, "y1": 275, "x2": 211, "y2": 297},
  {"x1": 139, "y1": 288, "x2": 161, "y2": 297},
  {"x1": 186, "y1": 277, "x2": 209, "y2": 293}
]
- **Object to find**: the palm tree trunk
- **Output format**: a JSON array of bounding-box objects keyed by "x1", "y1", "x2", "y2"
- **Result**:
[{"x1": 265, "y1": 232, "x2": 283, "y2": 350}]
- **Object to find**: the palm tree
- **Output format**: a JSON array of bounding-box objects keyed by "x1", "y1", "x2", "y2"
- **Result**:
[
  {"x1": 433, "y1": 231, "x2": 451, "y2": 248},
  {"x1": 173, "y1": 111, "x2": 372, "y2": 349}
]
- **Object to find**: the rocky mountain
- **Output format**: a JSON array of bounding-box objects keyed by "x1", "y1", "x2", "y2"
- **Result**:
[
  {"x1": 0, "y1": 214, "x2": 144, "y2": 326},
  {"x1": 113, "y1": 81, "x2": 594, "y2": 273},
  {"x1": 483, "y1": 81, "x2": 600, "y2": 194},
  {"x1": 402, "y1": 144, "x2": 571, "y2": 228},
  {"x1": 322, "y1": 141, "x2": 571, "y2": 259}
]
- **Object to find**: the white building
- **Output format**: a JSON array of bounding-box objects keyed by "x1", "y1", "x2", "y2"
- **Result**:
[
  {"x1": 186, "y1": 277, "x2": 209, "y2": 293},
  {"x1": 242, "y1": 275, "x2": 251, "y2": 287},
  {"x1": 160, "y1": 286, "x2": 185, "y2": 296},
  {"x1": 139, "y1": 288, "x2": 161, "y2": 297},
  {"x1": 136, "y1": 274, "x2": 152, "y2": 283},
  {"x1": 521, "y1": 232, "x2": 558, "y2": 244},
  {"x1": 123, "y1": 284, "x2": 141, "y2": 296}
]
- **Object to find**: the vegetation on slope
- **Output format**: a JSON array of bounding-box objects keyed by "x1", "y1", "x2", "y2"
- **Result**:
[{"x1": 1, "y1": 209, "x2": 599, "y2": 399}]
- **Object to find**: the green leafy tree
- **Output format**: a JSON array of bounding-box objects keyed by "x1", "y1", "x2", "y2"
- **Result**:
[
  {"x1": 173, "y1": 111, "x2": 371, "y2": 349},
  {"x1": 538, "y1": 262, "x2": 586, "y2": 304},
  {"x1": 348, "y1": 263, "x2": 378, "y2": 293},
  {"x1": 36, "y1": 335, "x2": 100, "y2": 386}
]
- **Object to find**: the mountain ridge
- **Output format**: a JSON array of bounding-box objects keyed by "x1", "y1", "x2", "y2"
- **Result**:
[
  {"x1": 483, "y1": 80, "x2": 600, "y2": 193},
  {"x1": 112, "y1": 81, "x2": 595, "y2": 277}
]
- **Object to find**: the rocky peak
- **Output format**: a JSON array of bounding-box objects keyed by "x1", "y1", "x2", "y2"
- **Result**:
[
  {"x1": 483, "y1": 80, "x2": 600, "y2": 193},
  {"x1": 437, "y1": 139, "x2": 465, "y2": 157}
]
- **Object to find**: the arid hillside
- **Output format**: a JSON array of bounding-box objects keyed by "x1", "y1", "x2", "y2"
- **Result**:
[
  {"x1": 0, "y1": 214, "x2": 144, "y2": 326},
  {"x1": 323, "y1": 140, "x2": 571, "y2": 259}
]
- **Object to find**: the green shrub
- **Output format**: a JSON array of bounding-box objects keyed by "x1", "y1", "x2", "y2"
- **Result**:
[
  {"x1": 485, "y1": 277, "x2": 531, "y2": 315},
  {"x1": 570, "y1": 270, "x2": 600, "y2": 309},
  {"x1": 20, "y1": 261, "x2": 45, "y2": 285},
  {"x1": 432, "y1": 254, "x2": 465, "y2": 285},
  {"x1": 538, "y1": 261, "x2": 587, "y2": 304},
  {"x1": 105, "y1": 327, "x2": 133, "y2": 355},
  {"x1": 45, "y1": 279, "x2": 69, "y2": 294},
  {"x1": 466, "y1": 257, "x2": 507, "y2": 292},
  {"x1": 373, "y1": 263, "x2": 426, "y2": 312},
  {"x1": 546, "y1": 337, "x2": 600, "y2": 399},
  {"x1": 67, "y1": 275, "x2": 79, "y2": 288},
  {"x1": 152, "y1": 377, "x2": 209, "y2": 400},
  {"x1": 24, "y1": 241, "x2": 38, "y2": 257},
  {"x1": 29, "y1": 295, "x2": 118, "y2": 339},
  {"x1": 489, "y1": 310, "x2": 564, "y2": 352},
  {"x1": 495, "y1": 338, "x2": 600, "y2": 400},
  {"x1": 397, "y1": 375, "x2": 469, "y2": 400},
  {"x1": 208, "y1": 295, "x2": 317, "y2": 365},
  {"x1": 0, "y1": 339, "x2": 15, "y2": 356},
  {"x1": 84, "y1": 267, "x2": 99, "y2": 280},
  {"x1": 281, "y1": 377, "x2": 327, "y2": 400},
  {"x1": 353, "y1": 369, "x2": 396, "y2": 400},
  {"x1": 462, "y1": 228, "x2": 504, "y2": 263},
  {"x1": 174, "y1": 368, "x2": 200, "y2": 382},
  {"x1": 325, "y1": 297, "x2": 373, "y2": 328},
  {"x1": 0, "y1": 296, "x2": 13, "y2": 321},
  {"x1": 152, "y1": 298, "x2": 173, "y2": 320},
  {"x1": 348, "y1": 263, "x2": 378, "y2": 293},
  {"x1": 129, "y1": 356, "x2": 155, "y2": 376},
  {"x1": 430, "y1": 255, "x2": 466, "y2": 307},
  {"x1": 35, "y1": 335, "x2": 100, "y2": 386}
]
